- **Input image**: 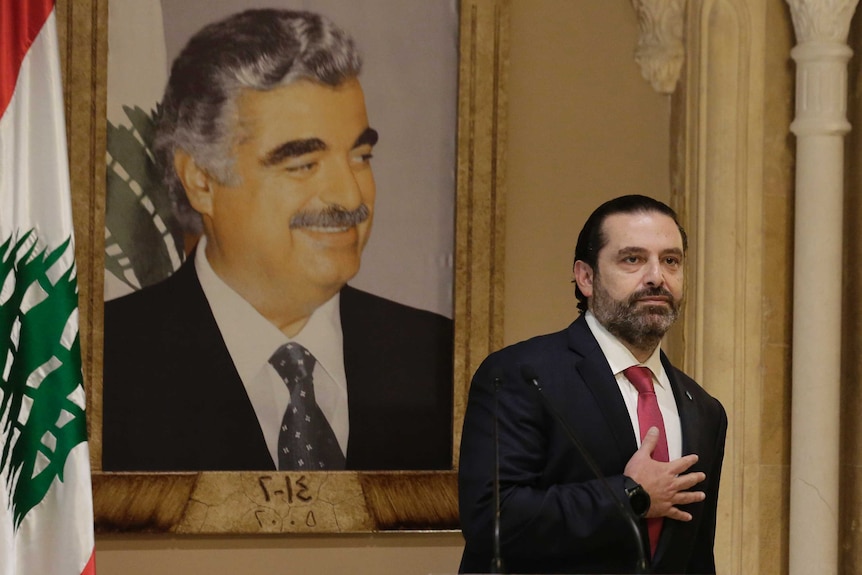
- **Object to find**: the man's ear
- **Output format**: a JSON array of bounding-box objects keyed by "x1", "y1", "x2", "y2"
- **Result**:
[
  {"x1": 174, "y1": 150, "x2": 214, "y2": 217},
  {"x1": 573, "y1": 260, "x2": 594, "y2": 298}
]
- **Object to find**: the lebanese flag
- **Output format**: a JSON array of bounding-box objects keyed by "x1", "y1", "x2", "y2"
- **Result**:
[{"x1": 0, "y1": 1, "x2": 97, "y2": 575}]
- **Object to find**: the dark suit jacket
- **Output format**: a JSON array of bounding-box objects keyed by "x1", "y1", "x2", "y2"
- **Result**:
[
  {"x1": 458, "y1": 315, "x2": 727, "y2": 574},
  {"x1": 102, "y1": 257, "x2": 453, "y2": 471}
]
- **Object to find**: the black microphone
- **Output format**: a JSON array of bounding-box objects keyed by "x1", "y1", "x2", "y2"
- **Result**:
[
  {"x1": 519, "y1": 364, "x2": 649, "y2": 575},
  {"x1": 489, "y1": 367, "x2": 506, "y2": 574}
]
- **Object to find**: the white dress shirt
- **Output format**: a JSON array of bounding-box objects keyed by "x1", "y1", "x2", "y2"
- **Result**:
[
  {"x1": 194, "y1": 236, "x2": 349, "y2": 467},
  {"x1": 584, "y1": 310, "x2": 682, "y2": 461}
]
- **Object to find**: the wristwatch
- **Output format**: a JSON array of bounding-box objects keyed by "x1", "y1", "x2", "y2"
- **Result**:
[{"x1": 624, "y1": 476, "x2": 651, "y2": 518}]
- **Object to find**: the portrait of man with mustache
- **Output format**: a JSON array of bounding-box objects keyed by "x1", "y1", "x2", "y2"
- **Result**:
[{"x1": 101, "y1": 8, "x2": 453, "y2": 473}]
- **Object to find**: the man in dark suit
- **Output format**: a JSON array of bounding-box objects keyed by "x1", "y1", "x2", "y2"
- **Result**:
[
  {"x1": 458, "y1": 195, "x2": 727, "y2": 574},
  {"x1": 102, "y1": 9, "x2": 452, "y2": 472}
]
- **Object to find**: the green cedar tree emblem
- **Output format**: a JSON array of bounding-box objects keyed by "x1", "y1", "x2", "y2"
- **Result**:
[
  {"x1": 0, "y1": 230, "x2": 87, "y2": 530},
  {"x1": 105, "y1": 105, "x2": 185, "y2": 290}
]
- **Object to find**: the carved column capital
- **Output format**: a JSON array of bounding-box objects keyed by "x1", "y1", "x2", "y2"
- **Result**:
[
  {"x1": 630, "y1": 0, "x2": 686, "y2": 94},
  {"x1": 786, "y1": 0, "x2": 859, "y2": 44},
  {"x1": 786, "y1": 0, "x2": 860, "y2": 137}
]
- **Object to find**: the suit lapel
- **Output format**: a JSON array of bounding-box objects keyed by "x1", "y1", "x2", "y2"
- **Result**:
[
  {"x1": 339, "y1": 286, "x2": 381, "y2": 463},
  {"x1": 652, "y1": 353, "x2": 699, "y2": 564},
  {"x1": 567, "y1": 317, "x2": 639, "y2": 458},
  {"x1": 170, "y1": 258, "x2": 274, "y2": 469},
  {"x1": 661, "y1": 353, "x2": 700, "y2": 457}
]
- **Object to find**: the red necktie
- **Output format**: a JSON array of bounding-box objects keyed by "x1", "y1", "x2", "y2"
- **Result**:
[{"x1": 624, "y1": 365, "x2": 668, "y2": 557}]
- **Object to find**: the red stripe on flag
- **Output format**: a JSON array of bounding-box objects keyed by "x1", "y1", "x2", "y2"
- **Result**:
[
  {"x1": 0, "y1": 0, "x2": 55, "y2": 117},
  {"x1": 81, "y1": 548, "x2": 97, "y2": 575}
]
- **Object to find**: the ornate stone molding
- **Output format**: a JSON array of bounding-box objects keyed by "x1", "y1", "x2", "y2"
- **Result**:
[
  {"x1": 786, "y1": 0, "x2": 859, "y2": 43},
  {"x1": 630, "y1": 0, "x2": 686, "y2": 94}
]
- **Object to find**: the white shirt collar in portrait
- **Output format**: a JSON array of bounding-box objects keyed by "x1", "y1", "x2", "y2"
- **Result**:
[{"x1": 194, "y1": 235, "x2": 349, "y2": 466}]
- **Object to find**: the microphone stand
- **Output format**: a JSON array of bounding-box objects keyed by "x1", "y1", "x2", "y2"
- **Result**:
[
  {"x1": 490, "y1": 371, "x2": 506, "y2": 574},
  {"x1": 520, "y1": 365, "x2": 649, "y2": 575}
]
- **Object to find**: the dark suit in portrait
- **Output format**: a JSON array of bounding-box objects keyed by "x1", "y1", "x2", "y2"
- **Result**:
[
  {"x1": 102, "y1": 256, "x2": 453, "y2": 472},
  {"x1": 458, "y1": 314, "x2": 727, "y2": 574}
]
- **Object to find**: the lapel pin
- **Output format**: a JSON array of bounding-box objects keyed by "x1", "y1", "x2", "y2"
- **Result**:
[{"x1": 686, "y1": 391, "x2": 693, "y2": 401}]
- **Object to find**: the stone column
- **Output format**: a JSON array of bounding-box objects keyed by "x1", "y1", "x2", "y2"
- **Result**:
[{"x1": 785, "y1": 2, "x2": 859, "y2": 574}]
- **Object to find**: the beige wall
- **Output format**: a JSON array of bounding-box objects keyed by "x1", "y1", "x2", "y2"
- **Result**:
[
  {"x1": 92, "y1": 2, "x2": 670, "y2": 574},
  {"x1": 503, "y1": 0, "x2": 670, "y2": 345}
]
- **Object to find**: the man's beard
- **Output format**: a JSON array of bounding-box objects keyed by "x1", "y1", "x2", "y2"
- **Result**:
[{"x1": 591, "y1": 277, "x2": 681, "y2": 352}]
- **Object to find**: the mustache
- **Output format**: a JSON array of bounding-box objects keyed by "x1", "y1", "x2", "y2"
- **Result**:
[
  {"x1": 628, "y1": 286, "x2": 675, "y2": 305},
  {"x1": 289, "y1": 204, "x2": 371, "y2": 229}
]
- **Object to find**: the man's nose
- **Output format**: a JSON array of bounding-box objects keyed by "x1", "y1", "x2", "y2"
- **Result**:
[
  {"x1": 320, "y1": 159, "x2": 366, "y2": 209},
  {"x1": 643, "y1": 260, "x2": 665, "y2": 287}
]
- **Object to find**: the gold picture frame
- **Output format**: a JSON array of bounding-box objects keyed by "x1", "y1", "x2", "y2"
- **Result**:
[{"x1": 59, "y1": 0, "x2": 508, "y2": 534}]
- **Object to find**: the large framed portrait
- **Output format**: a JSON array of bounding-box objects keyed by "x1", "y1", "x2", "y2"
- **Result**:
[{"x1": 64, "y1": 0, "x2": 508, "y2": 534}]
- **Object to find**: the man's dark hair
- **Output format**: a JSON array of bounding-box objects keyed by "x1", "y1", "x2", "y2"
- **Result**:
[
  {"x1": 153, "y1": 9, "x2": 363, "y2": 234},
  {"x1": 573, "y1": 194, "x2": 688, "y2": 313}
]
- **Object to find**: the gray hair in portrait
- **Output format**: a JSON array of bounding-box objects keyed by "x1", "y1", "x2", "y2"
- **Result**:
[{"x1": 152, "y1": 8, "x2": 363, "y2": 235}]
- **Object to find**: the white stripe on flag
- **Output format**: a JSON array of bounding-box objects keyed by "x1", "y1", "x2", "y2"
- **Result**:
[{"x1": 0, "y1": 15, "x2": 73, "y2": 245}]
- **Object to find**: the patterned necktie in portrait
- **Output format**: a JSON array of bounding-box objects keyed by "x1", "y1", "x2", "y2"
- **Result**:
[{"x1": 269, "y1": 342, "x2": 346, "y2": 470}]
